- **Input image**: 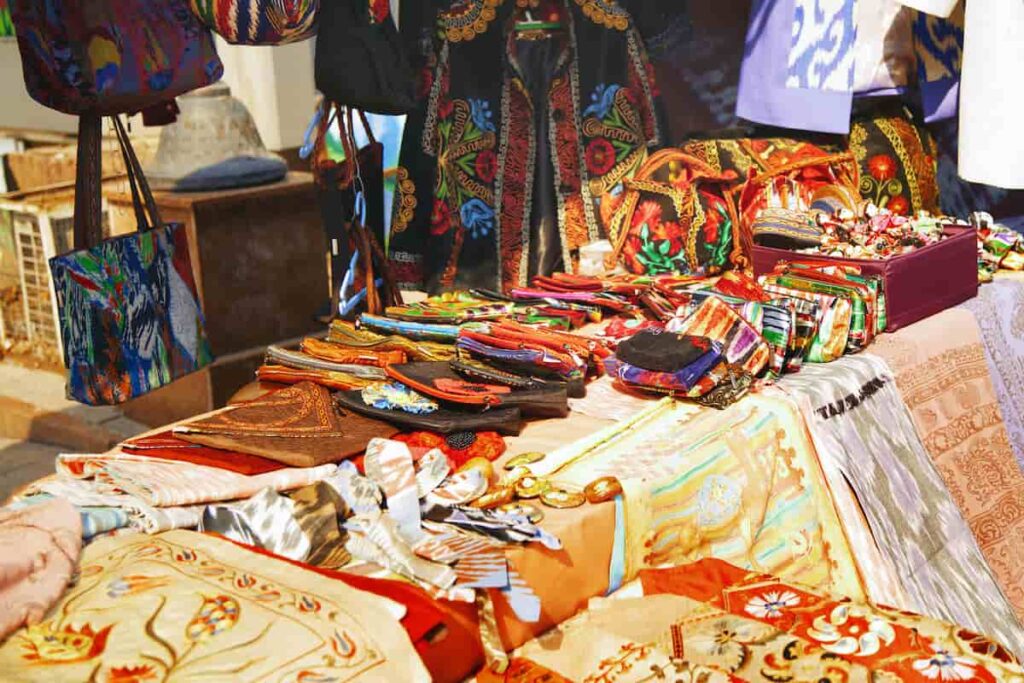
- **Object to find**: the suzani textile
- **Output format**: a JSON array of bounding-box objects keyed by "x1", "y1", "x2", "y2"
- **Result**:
[
  {"x1": 779, "y1": 354, "x2": 1024, "y2": 658},
  {"x1": 511, "y1": 559, "x2": 1024, "y2": 682},
  {"x1": 0, "y1": 530, "x2": 429, "y2": 681},
  {"x1": 50, "y1": 224, "x2": 212, "y2": 405},
  {"x1": 390, "y1": 0, "x2": 660, "y2": 292}
]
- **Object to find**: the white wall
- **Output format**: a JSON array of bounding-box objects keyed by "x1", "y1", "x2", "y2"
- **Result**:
[
  {"x1": 0, "y1": 39, "x2": 77, "y2": 134},
  {"x1": 0, "y1": 36, "x2": 318, "y2": 151}
]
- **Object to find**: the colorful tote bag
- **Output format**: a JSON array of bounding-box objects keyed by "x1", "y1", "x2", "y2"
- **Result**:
[
  {"x1": 10, "y1": 0, "x2": 222, "y2": 115},
  {"x1": 189, "y1": 0, "x2": 318, "y2": 45},
  {"x1": 609, "y1": 150, "x2": 743, "y2": 277},
  {"x1": 50, "y1": 117, "x2": 212, "y2": 405}
]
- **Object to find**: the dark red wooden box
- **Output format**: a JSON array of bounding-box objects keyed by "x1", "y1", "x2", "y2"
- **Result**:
[{"x1": 751, "y1": 225, "x2": 978, "y2": 332}]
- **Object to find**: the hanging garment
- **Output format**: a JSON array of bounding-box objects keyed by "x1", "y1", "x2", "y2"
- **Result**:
[
  {"x1": 957, "y1": 0, "x2": 1024, "y2": 188},
  {"x1": 736, "y1": 0, "x2": 853, "y2": 133},
  {"x1": 778, "y1": 354, "x2": 1024, "y2": 658},
  {"x1": 389, "y1": 0, "x2": 660, "y2": 292},
  {"x1": 738, "y1": 0, "x2": 919, "y2": 134}
]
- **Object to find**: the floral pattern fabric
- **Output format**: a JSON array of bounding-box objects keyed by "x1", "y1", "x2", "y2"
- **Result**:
[
  {"x1": 510, "y1": 558, "x2": 1024, "y2": 683},
  {"x1": 849, "y1": 104, "x2": 940, "y2": 216},
  {"x1": 0, "y1": 530, "x2": 429, "y2": 681},
  {"x1": 391, "y1": 0, "x2": 659, "y2": 292}
]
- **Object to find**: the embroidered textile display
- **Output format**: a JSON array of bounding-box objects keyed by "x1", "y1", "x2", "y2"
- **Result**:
[
  {"x1": 175, "y1": 382, "x2": 398, "y2": 467},
  {"x1": 390, "y1": 0, "x2": 660, "y2": 291},
  {"x1": 0, "y1": 530, "x2": 429, "y2": 681},
  {"x1": 779, "y1": 354, "x2": 1024, "y2": 657},
  {"x1": 872, "y1": 307, "x2": 1024, "y2": 623},
  {"x1": 959, "y1": 278, "x2": 1024, "y2": 469},
  {"x1": 0, "y1": 499, "x2": 81, "y2": 642},
  {"x1": 512, "y1": 558, "x2": 1024, "y2": 682}
]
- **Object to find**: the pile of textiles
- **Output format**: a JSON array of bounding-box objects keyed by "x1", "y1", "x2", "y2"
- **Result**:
[
  {"x1": 502, "y1": 558, "x2": 1024, "y2": 682},
  {"x1": 6, "y1": 264, "x2": 1024, "y2": 679}
]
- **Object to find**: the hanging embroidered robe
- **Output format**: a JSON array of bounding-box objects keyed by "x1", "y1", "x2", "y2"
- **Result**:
[{"x1": 389, "y1": 0, "x2": 660, "y2": 293}]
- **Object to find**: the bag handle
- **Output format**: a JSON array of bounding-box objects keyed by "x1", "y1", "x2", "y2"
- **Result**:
[
  {"x1": 73, "y1": 114, "x2": 104, "y2": 250},
  {"x1": 111, "y1": 116, "x2": 165, "y2": 231}
]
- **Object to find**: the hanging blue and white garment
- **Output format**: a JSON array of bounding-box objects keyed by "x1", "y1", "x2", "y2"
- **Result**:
[{"x1": 786, "y1": 0, "x2": 858, "y2": 92}]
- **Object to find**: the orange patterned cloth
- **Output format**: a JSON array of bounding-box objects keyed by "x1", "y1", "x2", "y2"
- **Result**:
[
  {"x1": 871, "y1": 309, "x2": 1024, "y2": 623},
  {"x1": 509, "y1": 559, "x2": 1024, "y2": 682}
]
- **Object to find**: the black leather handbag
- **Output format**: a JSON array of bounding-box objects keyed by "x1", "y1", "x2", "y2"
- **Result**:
[{"x1": 314, "y1": 0, "x2": 416, "y2": 114}]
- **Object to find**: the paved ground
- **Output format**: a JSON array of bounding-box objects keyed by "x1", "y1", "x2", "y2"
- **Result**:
[
  {"x1": 0, "y1": 438, "x2": 60, "y2": 502},
  {"x1": 0, "y1": 361, "x2": 149, "y2": 503}
]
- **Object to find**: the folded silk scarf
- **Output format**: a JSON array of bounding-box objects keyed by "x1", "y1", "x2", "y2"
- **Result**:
[
  {"x1": 959, "y1": 279, "x2": 1024, "y2": 470},
  {"x1": 54, "y1": 454, "x2": 338, "y2": 508},
  {"x1": 7, "y1": 494, "x2": 129, "y2": 541},
  {"x1": 200, "y1": 483, "x2": 351, "y2": 569},
  {"x1": 778, "y1": 354, "x2": 1024, "y2": 658},
  {"x1": 120, "y1": 431, "x2": 285, "y2": 475},
  {"x1": 0, "y1": 499, "x2": 81, "y2": 643},
  {"x1": 175, "y1": 381, "x2": 398, "y2": 468}
]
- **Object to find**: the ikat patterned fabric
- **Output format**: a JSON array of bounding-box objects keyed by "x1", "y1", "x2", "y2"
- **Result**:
[{"x1": 49, "y1": 224, "x2": 213, "y2": 405}]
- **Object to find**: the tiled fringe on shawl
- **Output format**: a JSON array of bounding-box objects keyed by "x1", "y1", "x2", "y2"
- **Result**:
[{"x1": 779, "y1": 354, "x2": 1024, "y2": 658}]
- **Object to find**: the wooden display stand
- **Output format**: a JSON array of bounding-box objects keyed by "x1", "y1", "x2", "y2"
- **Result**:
[{"x1": 107, "y1": 172, "x2": 328, "y2": 426}]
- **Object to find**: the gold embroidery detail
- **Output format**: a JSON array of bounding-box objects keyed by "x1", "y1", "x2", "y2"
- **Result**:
[
  {"x1": 390, "y1": 166, "x2": 417, "y2": 235},
  {"x1": 440, "y1": 0, "x2": 504, "y2": 43},
  {"x1": 574, "y1": 0, "x2": 629, "y2": 31}
]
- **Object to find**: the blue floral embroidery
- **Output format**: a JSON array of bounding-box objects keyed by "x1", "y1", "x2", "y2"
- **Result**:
[
  {"x1": 583, "y1": 83, "x2": 621, "y2": 119},
  {"x1": 460, "y1": 198, "x2": 496, "y2": 239},
  {"x1": 469, "y1": 98, "x2": 496, "y2": 133},
  {"x1": 361, "y1": 382, "x2": 438, "y2": 414}
]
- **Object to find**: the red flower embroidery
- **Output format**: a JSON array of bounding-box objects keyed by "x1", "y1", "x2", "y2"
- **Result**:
[
  {"x1": 417, "y1": 67, "x2": 434, "y2": 101},
  {"x1": 887, "y1": 195, "x2": 909, "y2": 215},
  {"x1": 631, "y1": 200, "x2": 663, "y2": 230},
  {"x1": 474, "y1": 149, "x2": 497, "y2": 183},
  {"x1": 585, "y1": 138, "x2": 616, "y2": 176},
  {"x1": 437, "y1": 97, "x2": 455, "y2": 121},
  {"x1": 107, "y1": 664, "x2": 158, "y2": 683},
  {"x1": 369, "y1": 0, "x2": 389, "y2": 24},
  {"x1": 430, "y1": 199, "x2": 453, "y2": 236},
  {"x1": 702, "y1": 208, "x2": 722, "y2": 244},
  {"x1": 867, "y1": 154, "x2": 897, "y2": 181}
]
